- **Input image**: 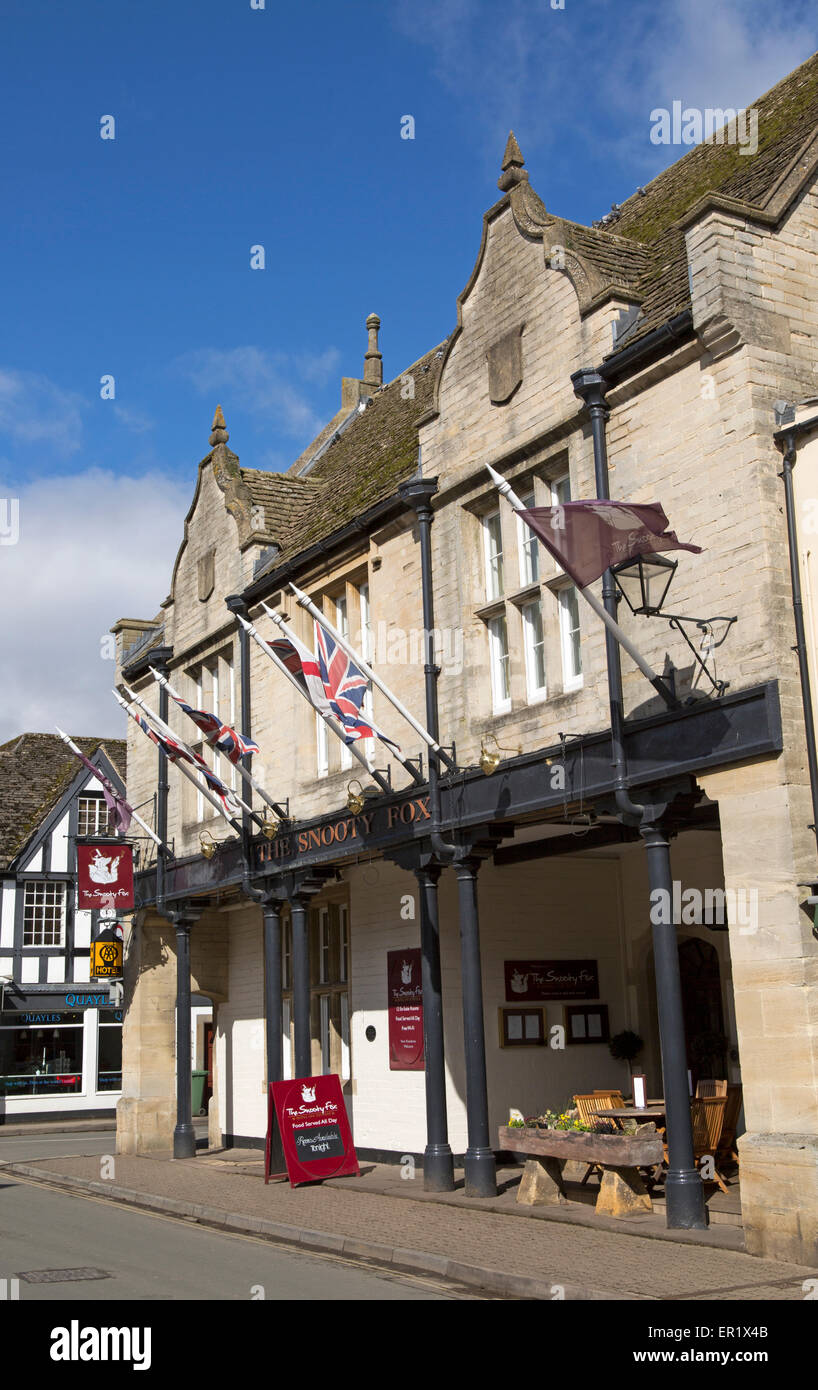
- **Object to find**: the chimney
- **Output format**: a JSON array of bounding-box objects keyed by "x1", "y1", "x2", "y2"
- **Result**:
[{"x1": 363, "y1": 312, "x2": 383, "y2": 387}]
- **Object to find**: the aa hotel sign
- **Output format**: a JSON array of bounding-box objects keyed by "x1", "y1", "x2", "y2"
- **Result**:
[{"x1": 256, "y1": 794, "x2": 432, "y2": 866}]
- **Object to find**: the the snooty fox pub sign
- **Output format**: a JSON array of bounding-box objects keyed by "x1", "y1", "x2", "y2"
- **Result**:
[{"x1": 255, "y1": 795, "x2": 432, "y2": 867}]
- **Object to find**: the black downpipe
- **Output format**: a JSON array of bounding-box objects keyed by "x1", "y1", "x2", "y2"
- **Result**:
[
  {"x1": 572, "y1": 366, "x2": 706, "y2": 1230},
  {"x1": 778, "y1": 433, "x2": 818, "y2": 859}
]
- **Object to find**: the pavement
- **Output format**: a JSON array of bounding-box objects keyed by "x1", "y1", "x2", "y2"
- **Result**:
[{"x1": 3, "y1": 1147, "x2": 816, "y2": 1302}]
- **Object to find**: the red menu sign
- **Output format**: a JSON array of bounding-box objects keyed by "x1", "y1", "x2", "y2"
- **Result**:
[
  {"x1": 76, "y1": 842, "x2": 134, "y2": 911},
  {"x1": 387, "y1": 947, "x2": 425, "y2": 1071},
  {"x1": 265, "y1": 1074, "x2": 359, "y2": 1186}
]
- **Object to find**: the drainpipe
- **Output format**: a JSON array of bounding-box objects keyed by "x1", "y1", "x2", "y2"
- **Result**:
[
  {"x1": 397, "y1": 476, "x2": 456, "y2": 859},
  {"x1": 773, "y1": 420, "x2": 818, "y2": 863},
  {"x1": 397, "y1": 473, "x2": 456, "y2": 1192},
  {"x1": 572, "y1": 366, "x2": 706, "y2": 1230}
]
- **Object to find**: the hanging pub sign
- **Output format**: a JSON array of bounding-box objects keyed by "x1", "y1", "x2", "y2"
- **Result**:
[
  {"x1": 265, "y1": 1074, "x2": 359, "y2": 1186},
  {"x1": 387, "y1": 948, "x2": 425, "y2": 1071},
  {"x1": 504, "y1": 959, "x2": 599, "y2": 1001},
  {"x1": 76, "y1": 840, "x2": 134, "y2": 911}
]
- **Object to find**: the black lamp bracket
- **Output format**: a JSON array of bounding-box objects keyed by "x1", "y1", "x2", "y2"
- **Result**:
[{"x1": 662, "y1": 613, "x2": 737, "y2": 697}]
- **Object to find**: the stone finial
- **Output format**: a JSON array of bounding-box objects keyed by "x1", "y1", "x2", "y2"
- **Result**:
[
  {"x1": 210, "y1": 404, "x2": 229, "y2": 447},
  {"x1": 363, "y1": 312, "x2": 383, "y2": 388},
  {"x1": 498, "y1": 130, "x2": 529, "y2": 192}
]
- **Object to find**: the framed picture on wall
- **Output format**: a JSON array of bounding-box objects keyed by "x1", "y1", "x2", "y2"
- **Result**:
[
  {"x1": 564, "y1": 1004, "x2": 609, "y2": 1045},
  {"x1": 498, "y1": 1006, "x2": 546, "y2": 1047}
]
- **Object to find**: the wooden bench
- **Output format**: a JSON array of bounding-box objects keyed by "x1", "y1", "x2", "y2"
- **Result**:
[{"x1": 499, "y1": 1124, "x2": 664, "y2": 1218}]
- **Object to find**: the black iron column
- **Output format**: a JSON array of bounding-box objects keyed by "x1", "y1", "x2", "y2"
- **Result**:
[
  {"x1": 263, "y1": 897, "x2": 283, "y2": 1086},
  {"x1": 454, "y1": 854, "x2": 496, "y2": 1197},
  {"x1": 642, "y1": 819, "x2": 706, "y2": 1228},
  {"x1": 291, "y1": 895, "x2": 311, "y2": 1077},
  {"x1": 415, "y1": 862, "x2": 455, "y2": 1191},
  {"x1": 172, "y1": 907, "x2": 197, "y2": 1159}
]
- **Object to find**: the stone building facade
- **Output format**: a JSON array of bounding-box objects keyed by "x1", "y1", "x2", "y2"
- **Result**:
[{"x1": 113, "y1": 53, "x2": 818, "y2": 1263}]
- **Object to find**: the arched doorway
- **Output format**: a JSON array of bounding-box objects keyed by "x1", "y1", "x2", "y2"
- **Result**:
[{"x1": 678, "y1": 937, "x2": 727, "y2": 1083}]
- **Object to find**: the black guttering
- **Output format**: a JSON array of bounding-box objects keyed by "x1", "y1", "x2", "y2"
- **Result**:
[
  {"x1": 600, "y1": 310, "x2": 694, "y2": 387},
  {"x1": 242, "y1": 491, "x2": 410, "y2": 603}
]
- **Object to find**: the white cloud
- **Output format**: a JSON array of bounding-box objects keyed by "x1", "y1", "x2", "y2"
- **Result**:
[
  {"x1": 0, "y1": 468, "x2": 190, "y2": 744},
  {"x1": 174, "y1": 345, "x2": 340, "y2": 438},
  {"x1": 0, "y1": 369, "x2": 85, "y2": 458},
  {"x1": 393, "y1": 0, "x2": 816, "y2": 192}
]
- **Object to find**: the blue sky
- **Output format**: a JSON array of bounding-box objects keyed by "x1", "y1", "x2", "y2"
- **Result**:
[{"x1": 0, "y1": 0, "x2": 815, "y2": 739}]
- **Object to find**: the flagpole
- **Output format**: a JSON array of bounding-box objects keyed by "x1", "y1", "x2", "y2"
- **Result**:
[
  {"x1": 114, "y1": 688, "x2": 246, "y2": 834},
  {"x1": 234, "y1": 610, "x2": 392, "y2": 795},
  {"x1": 55, "y1": 725, "x2": 166, "y2": 851},
  {"x1": 262, "y1": 601, "x2": 424, "y2": 789},
  {"x1": 287, "y1": 583, "x2": 456, "y2": 773},
  {"x1": 486, "y1": 465, "x2": 677, "y2": 708},
  {"x1": 147, "y1": 666, "x2": 288, "y2": 821}
]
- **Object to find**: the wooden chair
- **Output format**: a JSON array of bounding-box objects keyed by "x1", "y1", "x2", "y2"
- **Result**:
[
  {"x1": 574, "y1": 1092, "x2": 625, "y2": 1184},
  {"x1": 695, "y1": 1079, "x2": 727, "y2": 1098},
  {"x1": 717, "y1": 1083, "x2": 743, "y2": 1167},
  {"x1": 663, "y1": 1095, "x2": 729, "y2": 1194}
]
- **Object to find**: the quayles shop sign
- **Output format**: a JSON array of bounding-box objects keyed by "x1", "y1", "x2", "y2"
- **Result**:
[{"x1": 255, "y1": 795, "x2": 431, "y2": 866}]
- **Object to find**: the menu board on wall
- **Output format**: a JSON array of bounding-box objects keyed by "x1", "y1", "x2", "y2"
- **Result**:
[
  {"x1": 504, "y1": 959, "x2": 599, "y2": 1001},
  {"x1": 387, "y1": 948, "x2": 425, "y2": 1071},
  {"x1": 265, "y1": 1074, "x2": 359, "y2": 1186}
]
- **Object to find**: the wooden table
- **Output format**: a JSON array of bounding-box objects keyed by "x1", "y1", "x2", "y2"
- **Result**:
[{"x1": 591, "y1": 1104, "x2": 665, "y2": 1122}]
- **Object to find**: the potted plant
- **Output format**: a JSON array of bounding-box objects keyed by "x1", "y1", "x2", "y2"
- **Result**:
[{"x1": 608, "y1": 1029, "x2": 644, "y2": 1075}]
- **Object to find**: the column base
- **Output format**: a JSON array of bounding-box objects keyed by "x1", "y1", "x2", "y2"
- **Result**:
[
  {"x1": 423, "y1": 1144, "x2": 455, "y2": 1192},
  {"x1": 740, "y1": 1132, "x2": 818, "y2": 1265},
  {"x1": 116, "y1": 1097, "x2": 173, "y2": 1155},
  {"x1": 664, "y1": 1166, "x2": 708, "y2": 1229},
  {"x1": 173, "y1": 1123, "x2": 197, "y2": 1160},
  {"x1": 464, "y1": 1147, "x2": 497, "y2": 1198}
]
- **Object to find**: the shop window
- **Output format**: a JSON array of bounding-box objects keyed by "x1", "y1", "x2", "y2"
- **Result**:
[
  {"x1": 77, "y1": 795, "x2": 108, "y2": 837},
  {"x1": 97, "y1": 1009, "x2": 122, "y2": 1091},
  {"x1": 0, "y1": 1013, "x2": 83, "y2": 1096},
  {"x1": 23, "y1": 881, "x2": 66, "y2": 947}
]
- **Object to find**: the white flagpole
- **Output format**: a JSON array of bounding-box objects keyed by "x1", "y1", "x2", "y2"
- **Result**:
[
  {"x1": 114, "y1": 688, "x2": 246, "y2": 832},
  {"x1": 55, "y1": 725, "x2": 165, "y2": 851},
  {"x1": 486, "y1": 465, "x2": 676, "y2": 704},
  {"x1": 261, "y1": 601, "x2": 424, "y2": 788},
  {"x1": 147, "y1": 665, "x2": 287, "y2": 819},
  {"x1": 234, "y1": 610, "x2": 391, "y2": 794},
  {"x1": 287, "y1": 583, "x2": 456, "y2": 772}
]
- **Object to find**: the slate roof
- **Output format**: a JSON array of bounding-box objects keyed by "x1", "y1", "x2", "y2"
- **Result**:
[
  {"x1": 244, "y1": 342, "x2": 446, "y2": 578},
  {"x1": 596, "y1": 47, "x2": 818, "y2": 349},
  {"x1": 195, "y1": 52, "x2": 818, "y2": 580},
  {"x1": 0, "y1": 733, "x2": 127, "y2": 871}
]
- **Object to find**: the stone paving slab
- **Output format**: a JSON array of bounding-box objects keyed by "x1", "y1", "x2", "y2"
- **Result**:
[{"x1": 5, "y1": 1153, "x2": 816, "y2": 1301}]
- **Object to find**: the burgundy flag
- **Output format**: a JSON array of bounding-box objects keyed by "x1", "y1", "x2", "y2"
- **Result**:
[
  {"x1": 64, "y1": 742, "x2": 133, "y2": 834},
  {"x1": 517, "y1": 500, "x2": 702, "y2": 589}
]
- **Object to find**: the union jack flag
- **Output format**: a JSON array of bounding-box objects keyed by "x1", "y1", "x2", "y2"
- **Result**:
[
  {"x1": 129, "y1": 710, "x2": 242, "y2": 818},
  {"x1": 165, "y1": 688, "x2": 259, "y2": 767},
  {"x1": 315, "y1": 625, "x2": 402, "y2": 756},
  {"x1": 268, "y1": 630, "x2": 332, "y2": 716}
]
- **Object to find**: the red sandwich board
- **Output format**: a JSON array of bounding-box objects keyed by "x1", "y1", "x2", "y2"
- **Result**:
[
  {"x1": 76, "y1": 841, "x2": 134, "y2": 911},
  {"x1": 265, "y1": 1073, "x2": 359, "y2": 1186}
]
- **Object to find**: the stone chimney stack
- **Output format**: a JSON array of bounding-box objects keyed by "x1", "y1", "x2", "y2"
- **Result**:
[{"x1": 363, "y1": 312, "x2": 383, "y2": 388}]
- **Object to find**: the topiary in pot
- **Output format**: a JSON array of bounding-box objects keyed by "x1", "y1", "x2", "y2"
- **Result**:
[{"x1": 608, "y1": 1029, "x2": 645, "y2": 1075}]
